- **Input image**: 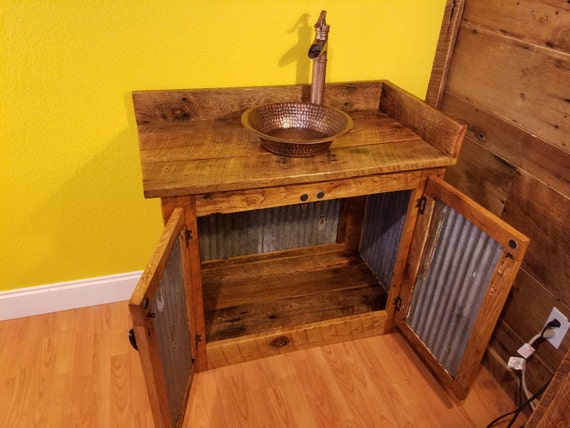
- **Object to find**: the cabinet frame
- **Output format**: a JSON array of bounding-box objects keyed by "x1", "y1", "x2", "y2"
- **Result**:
[
  {"x1": 394, "y1": 177, "x2": 529, "y2": 399},
  {"x1": 129, "y1": 81, "x2": 528, "y2": 425}
]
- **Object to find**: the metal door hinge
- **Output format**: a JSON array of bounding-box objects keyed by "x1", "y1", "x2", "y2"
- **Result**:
[
  {"x1": 185, "y1": 229, "x2": 193, "y2": 246},
  {"x1": 393, "y1": 296, "x2": 402, "y2": 312},
  {"x1": 128, "y1": 328, "x2": 138, "y2": 351},
  {"x1": 416, "y1": 196, "x2": 427, "y2": 214}
]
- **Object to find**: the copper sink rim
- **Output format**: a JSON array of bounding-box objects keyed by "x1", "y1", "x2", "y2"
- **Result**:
[{"x1": 241, "y1": 102, "x2": 353, "y2": 145}]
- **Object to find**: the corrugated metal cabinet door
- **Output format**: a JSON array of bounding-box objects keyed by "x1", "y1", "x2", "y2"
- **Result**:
[
  {"x1": 396, "y1": 176, "x2": 529, "y2": 400},
  {"x1": 129, "y1": 208, "x2": 197, "y2": 428}
]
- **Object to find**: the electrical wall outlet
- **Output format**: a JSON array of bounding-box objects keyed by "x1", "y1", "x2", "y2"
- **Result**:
[{"x1": 544, "y1": 307, "x2": 570, "y2": 349}]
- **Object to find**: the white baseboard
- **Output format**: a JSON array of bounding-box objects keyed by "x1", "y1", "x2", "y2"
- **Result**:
[{"x1": 0, "y1": 271, "x2": 142, "y2": 320}]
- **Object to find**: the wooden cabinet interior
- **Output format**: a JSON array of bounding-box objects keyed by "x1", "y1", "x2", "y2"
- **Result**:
[
  {"x1": 129, "y1": 81, "x2": 528, "y2": 426},
  {"x1": 197, "y1": 190, "x2": 410, "y2": 346}
]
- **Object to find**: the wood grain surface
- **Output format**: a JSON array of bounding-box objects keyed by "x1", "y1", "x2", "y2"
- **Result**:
[
  {"x1": 133, "y1": 81, "x2": 465, "y2": 199},
  {"x1": 190, "y1": 330, "x2": 526, "y2": 427},
  {"x1": 0, "y1": 302, "x2": 527, "y2": 427}
]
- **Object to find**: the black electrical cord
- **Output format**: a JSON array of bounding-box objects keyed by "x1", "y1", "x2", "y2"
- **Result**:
[
  {"x1": 508, "y1": 378, "x2": 551, "y2": 427},
  {"x1": 485, "y1": 378, "x2": 551, "y2": 428},
  {"x1": 517, "y1": 370, "x2": 524, "y2": 411},
  {"x1": 486, "y1": 408, "x2": 517, "y2": 428},
  {"x1": 486, "y1": 321, "x2": 561, "y2": 427}
]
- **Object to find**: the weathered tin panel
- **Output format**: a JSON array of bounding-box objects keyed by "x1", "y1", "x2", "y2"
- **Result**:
[
  {"x1": 151, "y1": 238, "x2": 194, "y2": 427},
  {"x1": 359, "y1": 191, "x2": 411, "y2": 291},
  {"x1": 197, "y1": 200, "x2": 341, "y2": 260},
  {"x1": 406, "y1": 201, "x2": 503, "y2": 377}
]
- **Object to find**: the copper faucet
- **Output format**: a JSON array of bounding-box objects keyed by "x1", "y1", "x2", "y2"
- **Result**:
[{"x1": 308, "y1": 10, "x2": 329, "y2": 105}]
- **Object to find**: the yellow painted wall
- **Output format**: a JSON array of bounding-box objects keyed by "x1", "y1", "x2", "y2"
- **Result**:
[{"x1": 0, "y1": 1, "x2": 446, "y2": 291}]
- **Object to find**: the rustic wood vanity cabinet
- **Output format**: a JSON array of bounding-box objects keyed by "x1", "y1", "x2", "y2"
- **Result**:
[{"x1": 128, "y1": 81, "x2": 529, "y2": 427}]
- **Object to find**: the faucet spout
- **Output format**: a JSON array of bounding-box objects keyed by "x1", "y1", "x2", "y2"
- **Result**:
[{"x1": 308, "y1": 10, "x2": 329, "y2": 105}]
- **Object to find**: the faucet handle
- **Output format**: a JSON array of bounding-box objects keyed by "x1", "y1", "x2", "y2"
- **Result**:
[
  {"x1": 314, "y1": 10, "x2": 329, "y2": 38},
  {"x1": 315, "y1": 10, "x2": 327, "y2": 26}
]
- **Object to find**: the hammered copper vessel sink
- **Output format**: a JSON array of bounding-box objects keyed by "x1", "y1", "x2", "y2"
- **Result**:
[
  {"x1": 241, "y1": 102, "x2": 353, "y2": 157},
  {"x1": 241, "y1": 10, "x2": 352, "y2": 157}
]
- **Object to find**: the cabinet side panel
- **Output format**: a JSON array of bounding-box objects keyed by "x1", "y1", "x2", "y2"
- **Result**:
[
  {"x1": 379, "y1": 82, "x2": 466, "y2": 158},
  {"x1": 360, "y1": 190, "x2": 411, "y2": 291}
]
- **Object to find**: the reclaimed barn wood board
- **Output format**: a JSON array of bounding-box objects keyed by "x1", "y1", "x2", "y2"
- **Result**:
[
  {"x1": 205, "y1": 285, "x2": 386, "y2": 341},
  {"x1": 194, "y1": 171, "x2": 426, "y2": 216},
  {"x1": 205, "y1": 311, "x2": 386, "y2": 369},
  {"x1": 133, "y1": 81, "x2": 465, "y2": 199},
  {"x1": 137, "y1": 120, "x2": 450, "y2": 197},
  {"x1": 461, "y1": 0, "x2": 570, "y2": 53},
  {"x1": 137, "y1": 114, "x2": 419, "y2": 158},
  {"x1": 201, "y1": 245, "x2": 379, "y2": 311},
  {"x1": 441, "y1": 92, "x2": 570, "y2": 197},
  {"x1": 426, "y1": 0, "x2": 465, "y2": 106},
  {"x1": 526, "y1": 348, "x2": 570, "y2": 427},
  {"x1": 379, "y1": 82, "x2": 466, "y2": 158},
  {"x1": 132, "y1": 81, "x2": 384, "y2": 124},
  {"x1": 501, "y1": 171, "x2": 570, "y2": 303},
  {"x1": 445, "y1": 24, "x2": 569, "y2": 151},
  {"x1": 337, "y1": 195, "x2": 367, "y2": 253},
  {"x1": 445, "y1": 138, "x2": 518, "y2": 217}
]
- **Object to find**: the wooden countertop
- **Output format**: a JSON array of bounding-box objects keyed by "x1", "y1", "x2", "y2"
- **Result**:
[{"x1": 133, "y1": 81, "x2": 466, "y2": 198}]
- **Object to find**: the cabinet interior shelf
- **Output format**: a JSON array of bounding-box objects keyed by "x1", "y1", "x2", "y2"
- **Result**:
[{"x1": 201, "y1": 243, "x2": 388, "y2": 342}]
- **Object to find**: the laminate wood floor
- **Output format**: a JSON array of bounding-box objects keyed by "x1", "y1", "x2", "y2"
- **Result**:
[{"x1": 0, "y1": 302, "x2": 525, "y2": 427}]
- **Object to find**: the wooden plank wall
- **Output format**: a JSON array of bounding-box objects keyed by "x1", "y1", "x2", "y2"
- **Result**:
[{"x1": 429, "y1": 0, "x2": 570, "y2": 396}]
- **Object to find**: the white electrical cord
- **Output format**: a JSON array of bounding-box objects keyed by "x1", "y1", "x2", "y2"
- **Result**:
[{"x1": 521, "y1": 329, "x2": 556, "y2": 410}]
